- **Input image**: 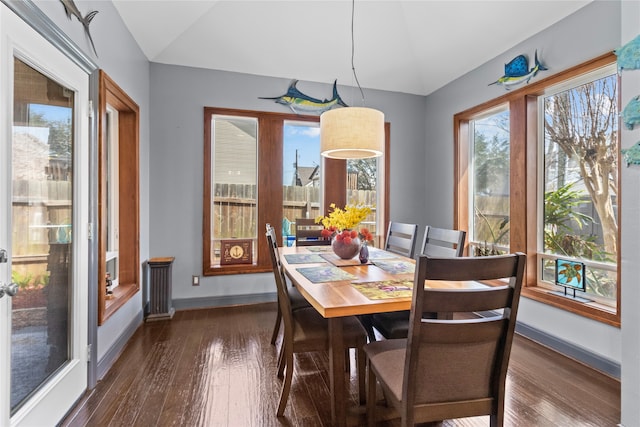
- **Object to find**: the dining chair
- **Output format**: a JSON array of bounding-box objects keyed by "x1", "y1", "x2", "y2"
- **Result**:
[
  {"x1": 266, "y1": 224, "x2": 312, "y2": 347},
  {"x1": 365, "y1": 253, "x2": 526, "y2": 427},
  {"x1": 368, "y1": 226, "x2": 467, "y2": 340},
  {"x1": 383, "y1": 221, "x2": 419, "y2": 258},
  {"x1": 266, "y1": 230, "x2": 368, "y2": 416},
  {"x1": 358, "y1": 221, "x2": 419, "y2": 341},
  {"x1": 294, "y1": 217, "x2": 331, "y2": 246}
]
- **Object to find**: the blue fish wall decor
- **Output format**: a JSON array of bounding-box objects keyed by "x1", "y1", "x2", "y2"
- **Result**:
[
  {"x1": 621, "y1": 141, "x2": 640, "y2": 167},
  {"x1": 60, "y1": 0, "x2": 99, "y2": 56},
  {"x1": 622, "y1": 95, "x2": 640, "y2": 130},
  {"x1": 615, "y1": 34, "x2": 640, "y2": 71},
  {"x1": 489, "y1": 50, "x2": 547, "y2": 90},
  {"x1": 260, "y1": 80, "x2": 347, "y2": 115}
]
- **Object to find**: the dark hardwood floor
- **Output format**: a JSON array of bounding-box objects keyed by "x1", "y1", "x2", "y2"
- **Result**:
[{"x1": 61, "y1": 303, "x2": 620, "y2": 427}]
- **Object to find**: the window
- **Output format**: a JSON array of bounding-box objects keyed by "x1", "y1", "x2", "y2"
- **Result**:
[
  {"x1": 455, "y1": 53, "x2": 620, "y2": 326},
  {"x1": 203, "y1": 107, "x2": 390, "y2": 275},
  {"x1": 469, "y1": 107, "x2": 510, "y2": 256}
]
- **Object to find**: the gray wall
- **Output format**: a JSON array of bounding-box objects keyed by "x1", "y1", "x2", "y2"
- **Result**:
[
  {"x1": 148, "y1": 64, "x2": 426, "y2": 303},
  {"x1": 423, "y1": 0, "x2": 624, "y2": 388},
  {"x1": 31, "y1": 0, "x2": 150, "y2": 361}
]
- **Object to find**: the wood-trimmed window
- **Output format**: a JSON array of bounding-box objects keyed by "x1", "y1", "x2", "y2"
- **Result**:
[
  {"x1": 203, "y1": 107, "x2": 390, "y2": 276},
  {"x1": 454, "y1": 53, "x2": 620, "y2": 326},
  {"x1": 98, "y1": 70, "x2": 140, "y2": 325}
]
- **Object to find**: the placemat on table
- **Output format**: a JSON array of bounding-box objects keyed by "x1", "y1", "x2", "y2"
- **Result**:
[
  {"x1": 283, "y1": 254, "x2": 326, "y2": 264},
  {"x1": 304, "y1": 246, "x2": 333, "y2": 253},
  {"x1": 351, "y1": 279, "x2": 414, "y2": 300},
  {"x1": 372, "y1": 259, "x2": 415, "y2": 274},
  {"x1": 320, "y1": 252, "x2": 368, "y2": 266},
  {"x1": 295, "y1": 265, "x2": 356, "y2": 283},
  {"x1": 367, "y1": 247, "x2": 400, "y2": 260}
]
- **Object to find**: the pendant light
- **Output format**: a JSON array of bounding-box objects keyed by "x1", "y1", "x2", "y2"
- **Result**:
[{"x1": 320, "y1": 0, "x2": 384, "y2": 159}]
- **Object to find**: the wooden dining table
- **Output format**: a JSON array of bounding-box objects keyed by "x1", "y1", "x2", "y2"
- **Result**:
[{"x1": 279, "y1": 245, "x2": 487, "y2": 426}]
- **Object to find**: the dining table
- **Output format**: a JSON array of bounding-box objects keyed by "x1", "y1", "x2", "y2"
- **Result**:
[{"x1": 279, "y1": 244, "x2": 488, "y2": 427}]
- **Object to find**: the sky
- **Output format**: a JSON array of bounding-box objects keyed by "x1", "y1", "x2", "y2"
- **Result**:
[{"x1": 283, "y1": 123, "x2": 320, "y2": 185}]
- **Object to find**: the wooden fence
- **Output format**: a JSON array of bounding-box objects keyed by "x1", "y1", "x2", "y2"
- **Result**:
[{"x1": 212, "y1": 183, "x2": 378, "y2": 241}]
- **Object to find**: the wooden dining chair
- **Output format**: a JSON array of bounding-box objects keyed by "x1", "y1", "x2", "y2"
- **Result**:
[
  {"x1": 266, "y1": 224, "x2": 312, "y2": 348},
  {"x1": 358, "y1": 221, "x2": 420, "y2": 341},
  {"x1": 365, "y1": 253, "x2": 526, "y2": 427},
  {"x1": 383, "y1": 221, "x2": 419, "y2": 258},
  {"x1": 266, "y1": 230, "x2": 367, "y2": 416},
  {"x1": 294, "y1": 217, "x2": 331, "y2": 246},
  {"x1": 368, "y1": 226, "x2": 467, "y2": 340}
]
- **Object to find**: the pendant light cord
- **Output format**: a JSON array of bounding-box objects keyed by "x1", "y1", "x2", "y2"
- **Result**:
[{"x1": 351, "y1": 0, "x2": 365, "y2": 105}]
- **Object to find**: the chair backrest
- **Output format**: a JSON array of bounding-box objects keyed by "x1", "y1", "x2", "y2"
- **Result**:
[
  {"x1": 295, "y1": 218, "x2": 331, "y2": 246},
  {"x1": 266, "y1": 222, "x2": 278, "y2": 246},
  {"x1": 266, "y1": 227, "x2": 293, "y2": 319},
  {"x1": 420, "y1": 225, "x2": 466, "y2": 257},
  {"x1": 384, "y1": 222, "x2": 418, "y2": 257},
  {"x1": 403, "y1": 253, "x2": 525, "y2": 423}
]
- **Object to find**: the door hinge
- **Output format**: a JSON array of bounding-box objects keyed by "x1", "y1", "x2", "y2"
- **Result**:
[
  {"x1": 88, "y1": 100, "x2": 94, "y2": 119},
  {"x1": 88, "y1": 223, "x2": 93, "y2": 240},
  {"x1": 87, "y1": 344, "x2": 92, "y2": 362}
]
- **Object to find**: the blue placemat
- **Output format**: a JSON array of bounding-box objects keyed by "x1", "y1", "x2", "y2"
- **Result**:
[
  {"x1": 295, "y1": 265, "x2": 357, "y2": 283},
  {"x1": 283, "y1": 254, "x2": 326, "y2": 264},
  {"x1": 305, "y1": 246, "x2": 333, "y2": 252},
  {"x1": 367, "y1": 247, "x2": 400, "y2": 260},
  {"x1": 372, "y1": 259, "x2": 415, "y2": 274}
]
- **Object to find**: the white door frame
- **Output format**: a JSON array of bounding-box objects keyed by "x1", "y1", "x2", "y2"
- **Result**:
[{"x1": 0, "y1": 1, "x2": 98, "y2": 425}]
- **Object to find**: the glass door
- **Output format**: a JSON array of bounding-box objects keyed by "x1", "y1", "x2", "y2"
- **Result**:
[{"x1": 0, "y1": 5, "x2": 89, "y2": 426}]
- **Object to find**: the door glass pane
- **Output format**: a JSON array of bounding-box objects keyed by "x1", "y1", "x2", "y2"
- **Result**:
[
  {"x1": 282, "y1": 122, "x2": 320, "y2": 246},
  {"x1": 210, "y1": 115, "x2": 258, "y2": 265},
  {"x1": 542, "y1": 70, "x2": 618, "y2": 303},
  {"x1": 469, "y1": 109, "x2": 510, "y2": 255},
  {"x1": 11, "y1": 58, "x2": 73, "y2": 412},
  {"x1": 346, "y1": 158, "x2": 378, "y2": 237}
]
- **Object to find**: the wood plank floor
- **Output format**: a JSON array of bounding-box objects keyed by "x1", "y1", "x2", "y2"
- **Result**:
[{"x1": 61, "y1": 303, "x2": 620, "y2": 427}]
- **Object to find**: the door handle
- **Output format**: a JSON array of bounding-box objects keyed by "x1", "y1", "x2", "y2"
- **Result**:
[{"x1": 0, "y1": 282, "x2": 19, "y2": 299}]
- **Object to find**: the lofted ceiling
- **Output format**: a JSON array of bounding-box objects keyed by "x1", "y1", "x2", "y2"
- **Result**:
[{"x1": 112, "y1": 0, "x2": 592, "y2": 96}]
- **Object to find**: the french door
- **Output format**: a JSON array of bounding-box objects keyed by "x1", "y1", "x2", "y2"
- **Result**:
[{"x1": 0, "y1": 4, "x2": 89, "y2": 426}]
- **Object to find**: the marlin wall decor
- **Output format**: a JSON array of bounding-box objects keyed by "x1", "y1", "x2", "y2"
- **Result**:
[
  {"x1": 615, "y1": 34, "x2": 640, "y2": 72},
  {"x1": 60, "y1": 0, "x2": 99, "y2": 57},
  {"x1": 260, "y1": 80, "x2": 347, "y2": 115},
  {"x1": 489, "y1": 50, "x2": 547, "y2": 90}
]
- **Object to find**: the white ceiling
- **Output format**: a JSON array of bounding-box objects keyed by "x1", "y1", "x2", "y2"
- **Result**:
[{"x1": 112, "y1": 0, "x2": 592, "y2": 96}]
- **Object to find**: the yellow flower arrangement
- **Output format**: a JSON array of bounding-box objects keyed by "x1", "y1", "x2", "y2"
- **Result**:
[{"x1": 315, "y1": 203, "x2": 374, "y2": 244}]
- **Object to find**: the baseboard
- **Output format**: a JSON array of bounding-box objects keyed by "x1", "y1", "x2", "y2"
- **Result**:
[
  {"x1": 96, "y1": 311, "x2": 143, "y2": 380},
  {"x1": 173, "y1": 292, "x2": 276, "y2": 311},
  {"x1": 516, "y1": 322, "x2": 620, "y2": 379}
]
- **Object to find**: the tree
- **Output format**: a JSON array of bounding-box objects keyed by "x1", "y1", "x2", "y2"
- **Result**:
[
  {"x1": 544, "y1": 75, "x2": 618, "y2": 258},
  {"x1": 348, "y1": 158, "x2": 377, "y2": 190}
]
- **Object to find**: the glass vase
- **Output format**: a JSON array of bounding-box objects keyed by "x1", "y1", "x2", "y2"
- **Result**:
[
  {"x1": 359, "y1": 242, "x2": 369, "y2": 264},
  {"x1": 331, "y1": 235, "x2": 361, "y2": 259}
]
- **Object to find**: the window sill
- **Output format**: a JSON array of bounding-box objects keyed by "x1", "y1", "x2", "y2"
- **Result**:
[
  {"x1": 204, "y1": 264, "x2": 272, "y2": 276},
  {"x1": 521, "y1": 286, "x2": 619, "y2": 327},
  {"x1": 102, "y1": 282, "x2": 139, "y2": 324}
]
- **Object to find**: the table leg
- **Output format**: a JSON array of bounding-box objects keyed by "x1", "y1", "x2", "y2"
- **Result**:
[{"x1": 328, "y1": 317, "x2": 346, "y2": 427}]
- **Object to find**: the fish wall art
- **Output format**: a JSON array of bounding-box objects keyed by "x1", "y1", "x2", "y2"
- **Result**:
[
  {"x1": 622, "y1": 95, "x2": 640, "y2": 131},
  {"x1": 260, "y1": 80, "x2": 347, "y2": 115},
  {"x1": 489, "y1": 50, "x2": 547, "y2": 90},
  {"x1": 615, "y1": 34, "x2": 640, "y2": 71},
  {"x1": 60, "y1": 0, "x2": 99, "y2": 57},
  {"x1": 622, "y1": 141, "x2": 640, "y2": 167}
]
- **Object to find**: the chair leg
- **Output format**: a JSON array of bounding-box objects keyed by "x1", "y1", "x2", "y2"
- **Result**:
[
  {"x1": 367, "y1": 361, "x2": 377, "y2": 427},
  {"x1": 358, "y1": 314, "x2": 377, "y2": 342},
  {"x1": 277, "y1": 342, "x2": 286, "y2": 378},
  {"x1": 357, "y1": 347, "x2": 366, "y2": 405},
  {"x1": 270, "y1": 305, "x2": 282, "y2": 345},
  {"x1": 277, "y1": 351, "x2": 294, "y2": 417}
]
